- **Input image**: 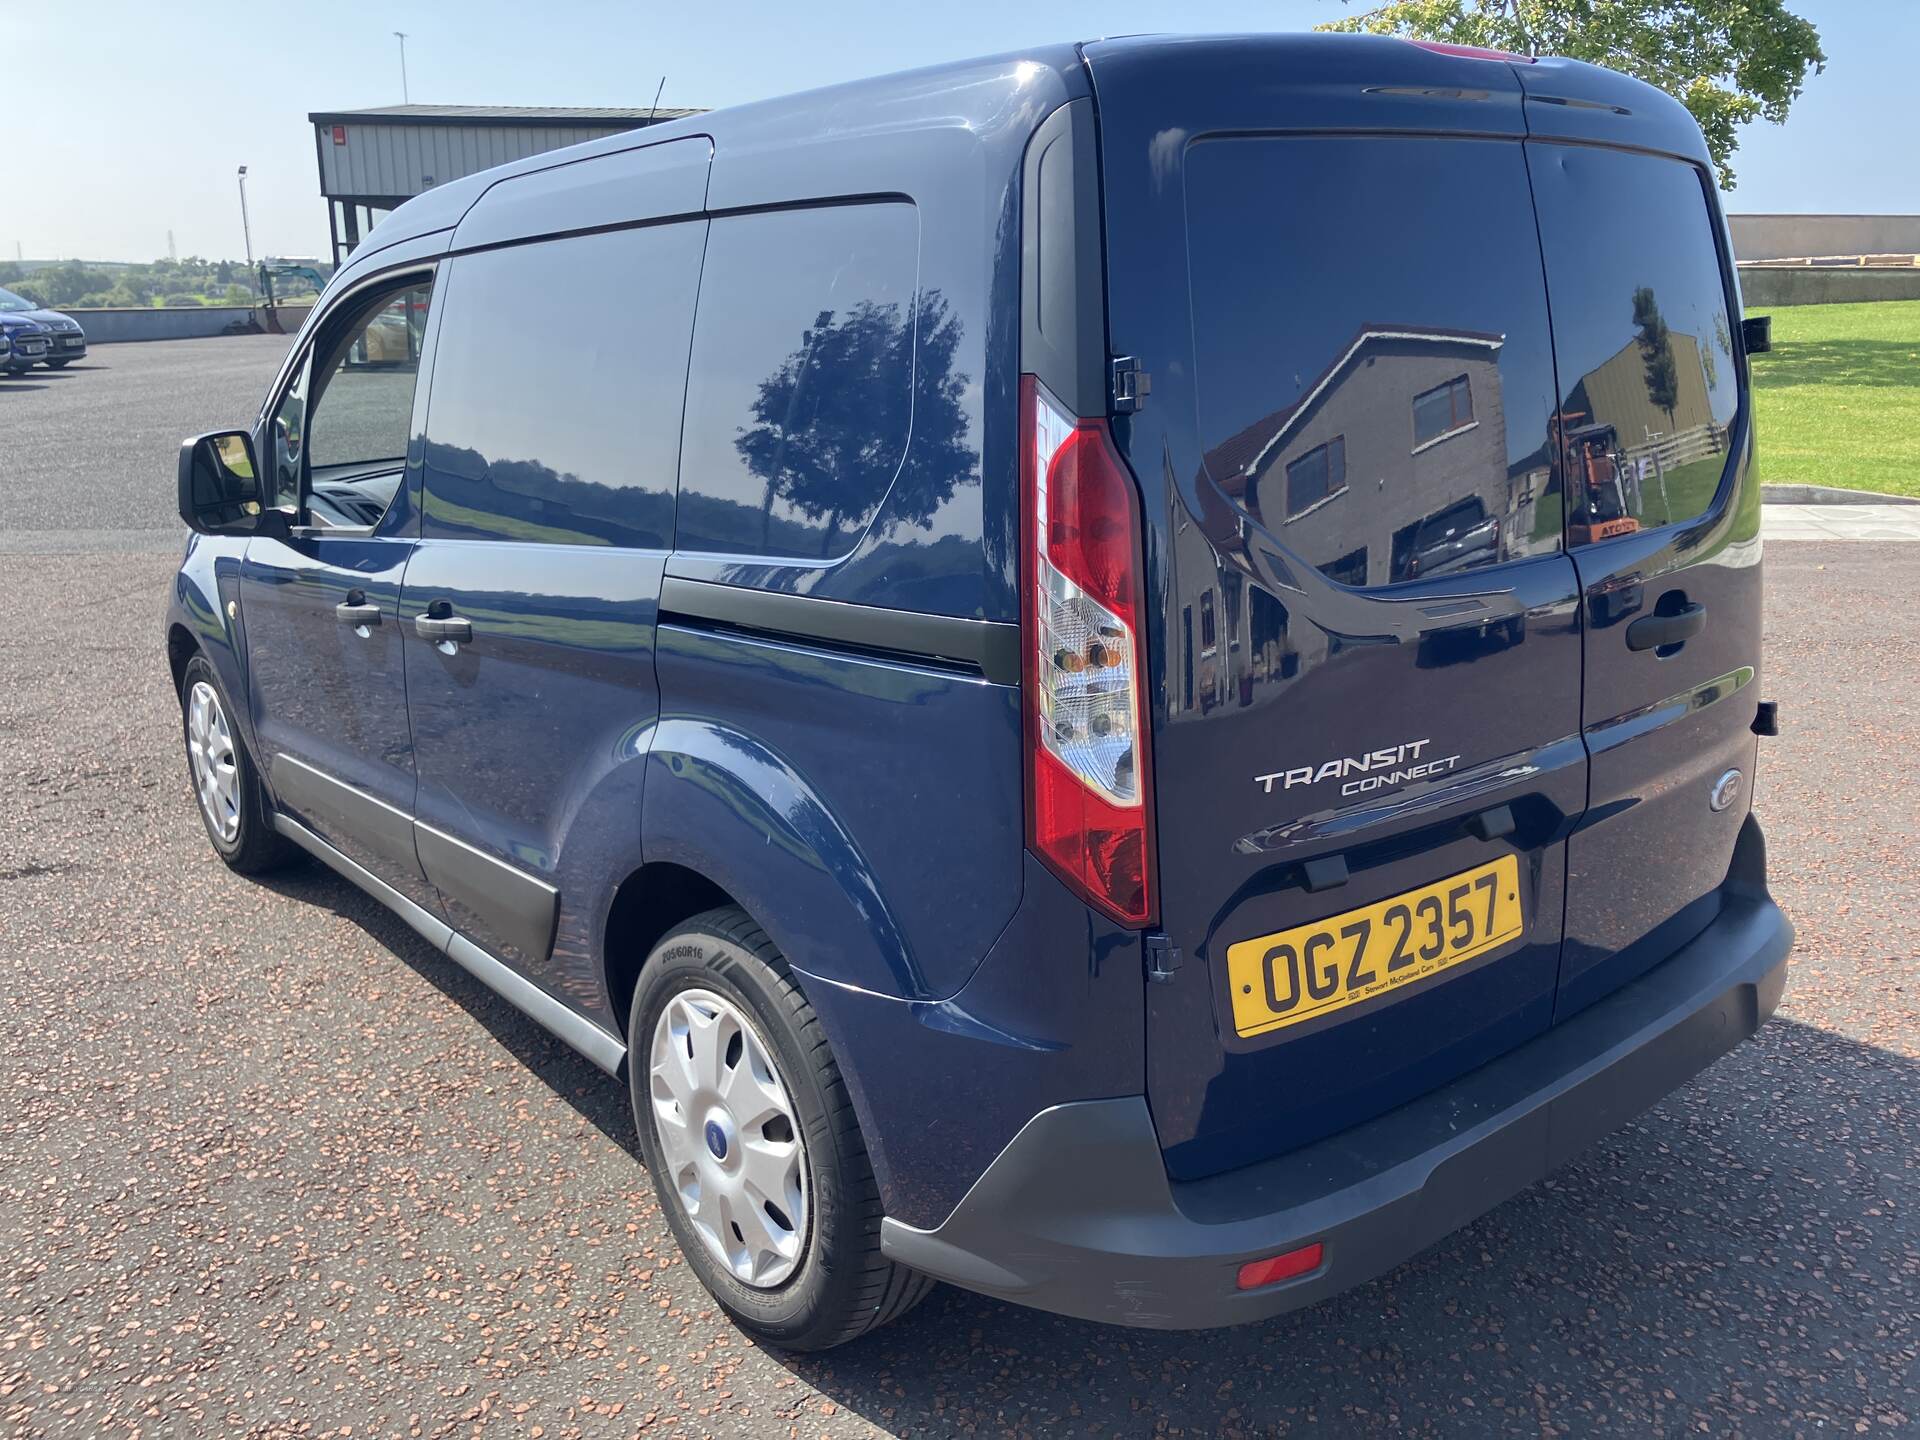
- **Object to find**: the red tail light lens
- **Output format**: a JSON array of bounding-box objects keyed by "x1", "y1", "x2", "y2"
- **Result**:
[{"x1": 1020, "y1": 374, "x2": 1154, "y2": 927}]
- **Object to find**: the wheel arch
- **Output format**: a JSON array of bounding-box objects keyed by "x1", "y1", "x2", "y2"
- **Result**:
[{"x1": 599, "y1": 861, "x2": 738, "y2": 1040}]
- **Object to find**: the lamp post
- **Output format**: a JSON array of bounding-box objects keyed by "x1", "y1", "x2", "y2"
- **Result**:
[
  {"x1": 236, "y1": 165, "x2": 254, "y2": 272},
  {"x1": 394, "y1": 31, "x2": 410, "y2": 103}
]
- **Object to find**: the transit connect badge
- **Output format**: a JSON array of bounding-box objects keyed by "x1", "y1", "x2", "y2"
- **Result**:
[{"x1": 1254, "y1": 738, "x2": 1462, "y2": 800}]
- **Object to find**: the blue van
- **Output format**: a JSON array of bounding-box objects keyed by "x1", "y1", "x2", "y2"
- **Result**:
[{"x1": 166, "y1": 35, "x2": 1791, "y2": 1349}]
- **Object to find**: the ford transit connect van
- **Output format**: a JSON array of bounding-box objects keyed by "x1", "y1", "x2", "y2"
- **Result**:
[{"x1": 166, "y1": 34, "x2": 1791, "y2": 1350}]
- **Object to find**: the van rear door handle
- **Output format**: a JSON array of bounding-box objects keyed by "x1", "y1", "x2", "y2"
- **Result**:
[
  {"x1": 1626, "y1": 602, "x2": 1706, "y2": 651},
  {"x1": 334, "y1": 590, "x2": 381, "y2": 625},
  {"x1": 414, "y1": 603, "x2": 472, "y2": 644}
]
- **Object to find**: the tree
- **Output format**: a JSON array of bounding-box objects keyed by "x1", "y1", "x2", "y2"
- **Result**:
[
  {"x1": 1632, "y1": 286, "x2": 1680, "y2": 431},
  {"x1": 1316, "y1": 0, "x2": 1824, "y2": 188}
]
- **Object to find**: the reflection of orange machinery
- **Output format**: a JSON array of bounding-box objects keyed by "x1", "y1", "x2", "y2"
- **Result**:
[{"x1": 1562, "y1": 419, "x2": 1642, "y2": 545}]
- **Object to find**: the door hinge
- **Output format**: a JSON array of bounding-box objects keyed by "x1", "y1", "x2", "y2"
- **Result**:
[
  {"x1": 1111, "y1": 355, "x2": 1151, "y2": 414},
  {"x1": 1752, "y1": 700, "x2": 1780, "y2": 737},
  {"x1": 1145, "y1": 931, "x2": 1182, "y2": 984}
]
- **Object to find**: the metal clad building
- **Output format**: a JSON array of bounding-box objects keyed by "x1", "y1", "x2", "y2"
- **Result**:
[{"x1": 308, "y1": 105, "x2": 704, "y2": 265}]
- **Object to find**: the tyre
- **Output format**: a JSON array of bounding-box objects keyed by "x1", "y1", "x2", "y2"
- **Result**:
[
  {"x1": 46, "y1": 359, "x2": 71, "y2": 368},
  {"x1": 178, "y1": 654, "x2": 299, "y2": 874},
  {"x1": 629, "y1": 906, "x2": 934, "y2": 1350}
]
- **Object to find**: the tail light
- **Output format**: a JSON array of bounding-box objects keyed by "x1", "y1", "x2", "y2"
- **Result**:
[{"x1": 1020, "y1": 374, "x2": 1154, "y2": 927}]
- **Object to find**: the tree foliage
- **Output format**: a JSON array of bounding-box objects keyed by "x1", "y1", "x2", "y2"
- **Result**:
[
  {"x1": 0, "y1": 256, "x2": 266, "y2": 309},
  {"x1": 1316, "y1": 0, "x2": 1825, "y2": 187}
]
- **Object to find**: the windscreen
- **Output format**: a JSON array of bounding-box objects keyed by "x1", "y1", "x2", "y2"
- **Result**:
[{"x1": 1184, "y1": 135, "x2": 1565, "y2": 587}]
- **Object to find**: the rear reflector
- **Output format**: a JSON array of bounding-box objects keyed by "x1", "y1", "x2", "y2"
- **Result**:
[
  {"x1": 1020, "y1": 374, "x2": 1154, "y2": 927},
  {"x1": 1236, "y1": 1243, "x2": 1325, "y2": 1290},
  {"x1": 1405, "y1": 39, "x2": 1536, "y2": 63}
]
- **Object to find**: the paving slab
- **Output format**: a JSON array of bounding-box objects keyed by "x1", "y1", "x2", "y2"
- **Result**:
[{"x1": 1763, "y1": 504, "x2": 1920, "y2": 542}]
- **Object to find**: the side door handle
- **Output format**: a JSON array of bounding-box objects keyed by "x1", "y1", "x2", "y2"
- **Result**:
[
  {"x1": 1626, "y1": 601, "x2": 1706, "y2": 652},
  {"x1": 414, "y1": 600, "x2": 473, "y2": 644},
  {"x1": 334, "y1": 589, "x2": 381, "y2": 626}
]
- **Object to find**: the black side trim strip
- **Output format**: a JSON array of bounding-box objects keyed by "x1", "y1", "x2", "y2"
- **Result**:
[
  {"x1": 659, "y1": 577, "x2": 1021, "y2": 686},
  {"x1": 414, "y1": 820, "x2": 559, "y2": 969}
]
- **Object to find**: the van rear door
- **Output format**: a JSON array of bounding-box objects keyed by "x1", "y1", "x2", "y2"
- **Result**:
[
  {"x1": 1518, "y1": 64, "x2": 1764, "y2": 1019},
  {"x1": 1083, "y1": 36, "x2": 1589, "y2": 1180}
]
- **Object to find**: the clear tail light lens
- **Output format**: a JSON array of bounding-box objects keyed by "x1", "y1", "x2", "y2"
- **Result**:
[{"x1": 1021, "y1": 374, "x2": 1154, "y2": 927}]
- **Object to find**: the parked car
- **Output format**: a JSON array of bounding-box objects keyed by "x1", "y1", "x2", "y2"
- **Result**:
[
  {"x1": 0, "y1": 311, "x2": 52, "y2": 373},
  {"x1": 0, "y1": 287, "x2": 85, "y2": 366},
  {"x1": 1401, "y1": 496, "x2": 1503, "y2": 581},
  {"x1": 165, "y1": 34, "x2": 1791, "y2": 1351}
]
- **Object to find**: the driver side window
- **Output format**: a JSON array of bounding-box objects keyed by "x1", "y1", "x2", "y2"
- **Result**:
[{"x1": 267, "y1": 278, "x2": 434, "y2": 522}]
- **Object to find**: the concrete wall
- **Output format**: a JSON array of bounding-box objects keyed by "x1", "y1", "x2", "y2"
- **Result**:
[
  {"x1": 1728, "y1": 214, "x2": 1920, "y2": 262},
  {"x1": 1737, "y1": 265, "x2": 1920, "y2": 309},
  {"x1": 67, "y1": 304, "x2": 315, "y2": 343}
]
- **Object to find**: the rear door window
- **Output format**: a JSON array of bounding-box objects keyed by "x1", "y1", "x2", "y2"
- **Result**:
[
  {"x1": 1184, "y1": 135, "x2": 1564, "y2": 588},
  {"x1": 1526, "y1": 145, "x2": 1740, "y2": 540},
  {"x1": 674, "y1": 203, "x2": 919, "y2": 560},
  {"x1": 421, "y1": 223, "x2": 704, "y2": 549}
]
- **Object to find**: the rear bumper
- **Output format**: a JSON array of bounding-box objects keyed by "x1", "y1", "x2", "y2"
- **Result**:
[{"x1": 881, "y1": 825, "x2": 1792, "y2": 1329}]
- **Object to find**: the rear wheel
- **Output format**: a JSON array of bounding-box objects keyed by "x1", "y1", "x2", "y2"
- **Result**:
[
  {"x1": 628, "y1": 906, "x2": 934, "y2": 1350},
  {"x1": 179, "y1": 654, "x2": 298, "y2": 874}
]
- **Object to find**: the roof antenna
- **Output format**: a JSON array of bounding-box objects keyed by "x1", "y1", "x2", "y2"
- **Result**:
[{"x1": 648, "y1": 75, "x2": 666, "y2": 124}]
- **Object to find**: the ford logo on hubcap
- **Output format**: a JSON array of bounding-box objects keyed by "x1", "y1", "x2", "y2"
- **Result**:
[{"x1": 704, "y1": 1119, "x2": 728, "y2": 1159}]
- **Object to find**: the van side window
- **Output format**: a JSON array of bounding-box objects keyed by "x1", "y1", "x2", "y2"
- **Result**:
[
  {"x1": 1185, "y1": 135, "x2": 1564, "y2": 589},
  {"x1": 675, "y1": 203, "x2": 919, "y2": 560},
  {"x1": 307, "y1": 286, "x2": 432, "y2": 472},
  {"x1": 267, "y1": 278, "x2": 433, "y2": 523},
  {"x1": 420, "y1": 224, "x2": 704, "y2": 548},
  {"x1": 1528, "y1": 146, "x2": 1740, "y2": 540}
]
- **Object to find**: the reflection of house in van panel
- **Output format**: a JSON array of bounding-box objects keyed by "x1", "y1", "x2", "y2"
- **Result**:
[{"x1": 1200, "y1": 326, "x2": 1520, "y2": 588}]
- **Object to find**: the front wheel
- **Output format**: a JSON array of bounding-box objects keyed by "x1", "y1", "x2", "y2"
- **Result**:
[
  {"x1": 629, "y1": 907, "x2": 933, "y2": 1350},
  {"x1": 179, "y1": 654, "x2": 299, "y2": 874}
]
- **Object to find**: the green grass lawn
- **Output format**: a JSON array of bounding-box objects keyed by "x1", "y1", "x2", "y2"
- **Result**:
[{"x1": 1747, "y1": 298, "x2": 1920, "y2": 497}]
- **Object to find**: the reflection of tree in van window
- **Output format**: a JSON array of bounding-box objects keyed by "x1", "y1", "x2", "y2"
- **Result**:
[
  {"x1": 735, "y1": 292, "x2": 975, "y2": 558},
  {"x1": 1632, "y1": 287, "x2": 1681, "y2": 433}
]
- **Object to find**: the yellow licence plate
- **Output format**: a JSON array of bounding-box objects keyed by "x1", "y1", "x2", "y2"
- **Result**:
[{"x1": 1226, "y1": 854, "x2": 1524, "y2": 1039}]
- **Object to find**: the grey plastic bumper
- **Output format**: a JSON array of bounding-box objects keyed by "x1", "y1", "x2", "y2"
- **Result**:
[{"x1": 881, "y1": 884, "x2": 1792, "y2": 1330}]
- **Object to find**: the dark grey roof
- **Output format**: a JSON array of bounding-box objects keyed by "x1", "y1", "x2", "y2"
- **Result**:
[{"x1": 308, "y1": 104, "x2": 706, "y2": 128}]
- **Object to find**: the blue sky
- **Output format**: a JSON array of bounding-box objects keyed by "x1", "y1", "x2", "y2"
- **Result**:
[{"x1": 4, "y1": 0, "x2": 1913, "y2": 263}]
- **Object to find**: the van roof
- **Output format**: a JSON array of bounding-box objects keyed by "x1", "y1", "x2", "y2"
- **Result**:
[
  {"x1": 342, "y1": 43, "x2": 1089, "y2": 270},
  {"x1": 342, "y1": 33, "x2": 1701, "y2": 284}
]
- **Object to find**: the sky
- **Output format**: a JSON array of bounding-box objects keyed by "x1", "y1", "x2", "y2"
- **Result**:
[{"x1": 4, "y1": 0, "x2": 1914, "y2": 264}]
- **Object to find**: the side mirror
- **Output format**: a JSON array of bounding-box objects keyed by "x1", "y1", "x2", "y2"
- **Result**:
[{"x1": 177, "y1": 429, "x2": 288, "y2": 537}]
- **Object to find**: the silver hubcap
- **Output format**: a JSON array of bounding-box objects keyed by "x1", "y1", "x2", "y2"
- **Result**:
[
  {"x1": 649, "y1": 988, "x2": 809, "y2": 1288},
  {"x1": 185, "y1": 680, "x2": 240, "y2": 843}
]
